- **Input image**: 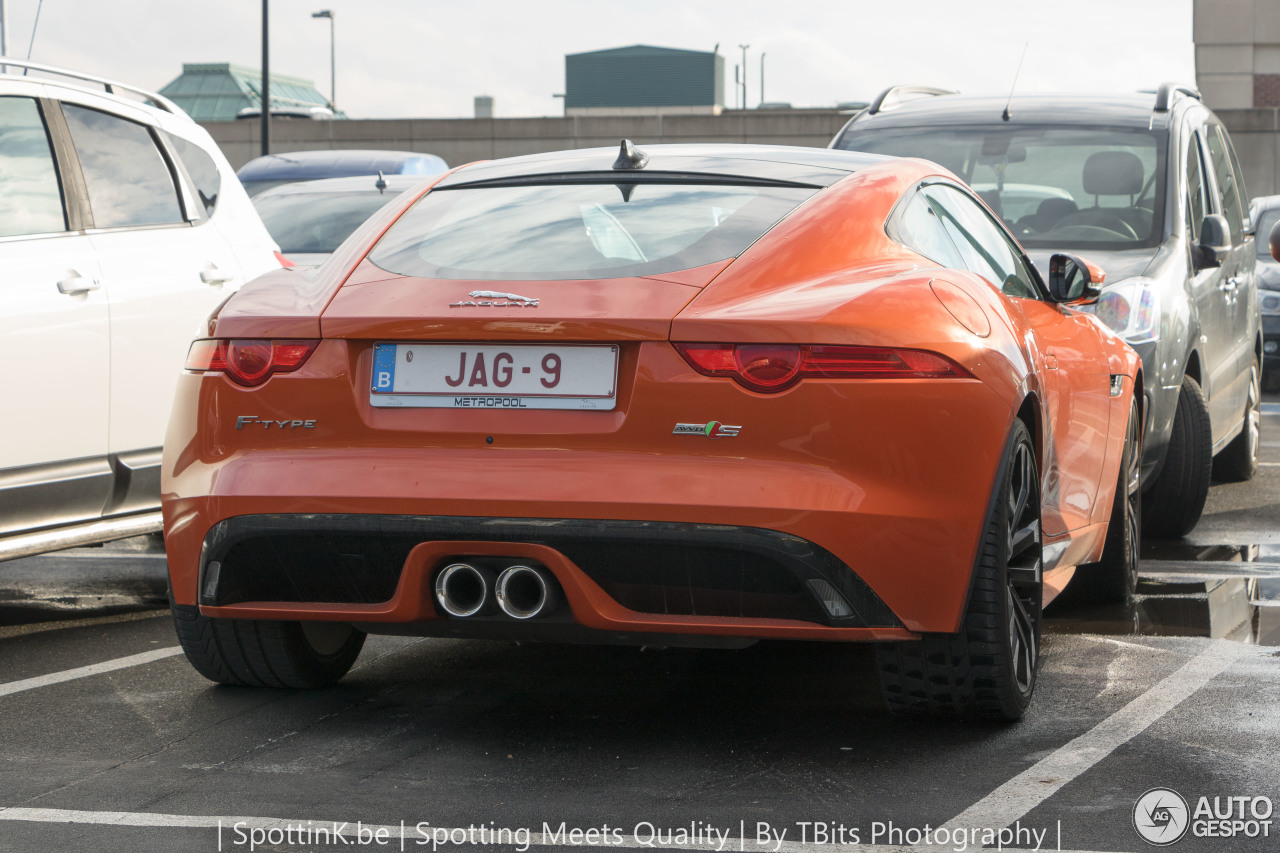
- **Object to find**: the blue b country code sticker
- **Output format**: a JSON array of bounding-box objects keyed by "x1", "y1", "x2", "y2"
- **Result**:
[{"x1": 372, "y1": 343, "x2": 398, "y2": 392}]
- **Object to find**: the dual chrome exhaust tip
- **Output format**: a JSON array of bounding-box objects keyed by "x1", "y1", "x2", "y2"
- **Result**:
[{"x1": 434, "y1": 562, "x2": 559, "y2": 620}]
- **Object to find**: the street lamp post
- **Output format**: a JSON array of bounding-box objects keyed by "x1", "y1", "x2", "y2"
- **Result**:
[
  {"x1": 738, "y1": 44, "x2": 749, "y2": 111},
  {"x1": 261, "y1": 0, "x2": 270, "y2": 156},
  {"x1": 1, "y1": 0, "x2": 8, "y2": 77},
  {"x1": 760, "y1": 52, "x2": 766, "y2": 107},
  {"x1": 311, "y1": 9, "x2": 335, "y2": 113}
]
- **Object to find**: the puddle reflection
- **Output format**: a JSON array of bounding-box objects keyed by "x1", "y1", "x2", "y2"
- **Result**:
[
  {"x1": 1141, "y1": 542, "x2": 1280, "y2": 564},
  {"x1": 1045, "y1": 542, "x2": 1280, "y2": 646}
]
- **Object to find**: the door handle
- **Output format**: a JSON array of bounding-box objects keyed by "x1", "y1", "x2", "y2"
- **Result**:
[
  {"x1": 57, "y1": 272, "x2": 99, "y2": 295},
  {"x1": 200, "y1": 266, "x2": 234, "y2": 285}
]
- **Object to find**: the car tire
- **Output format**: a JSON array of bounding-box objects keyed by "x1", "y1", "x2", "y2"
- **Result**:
[
  {"x1": 1062, "y1": 395, "x2": 1142, "y2": 604},
  {"x1": 1213, "y1": 356, "x2": 1261, "y2": 483},
  {"x1": 171, "y1": 601, "x2": 365, "y2": 688},
  {"x1": 875, "y1": 419, "x2": 1042, "y2": 721},
  {"x1": 1143, "y1": 375, "x2": 1212, "y2": 539}
]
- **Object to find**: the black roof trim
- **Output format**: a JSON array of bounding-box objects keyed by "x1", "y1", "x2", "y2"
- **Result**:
[
  {"x1": 436, "y1": 144, "x2": 889, "y2": 189},
  {"x1": 435, "y1": 171, "x2": 824, "y2": 191}
]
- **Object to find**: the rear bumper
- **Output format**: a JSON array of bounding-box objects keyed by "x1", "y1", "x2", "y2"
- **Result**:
[
  {"x1": 193, "y1": 514, "x2": 913, "y2": 643},
  {"x1": 164, "y1": 435, "x2": 1001, "y2": 636}
]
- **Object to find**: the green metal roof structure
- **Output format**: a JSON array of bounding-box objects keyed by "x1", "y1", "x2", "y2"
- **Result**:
[
  {"x1": 565, "y1": 45, "x2": 724, "y2": 109},
  {"x1": 158, "y1": 63, "x2": 342, "y2": 122}
]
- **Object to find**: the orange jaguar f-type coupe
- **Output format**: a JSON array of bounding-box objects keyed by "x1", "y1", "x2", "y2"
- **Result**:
[{"x1": 162, "y1": 141, "x2": 1142, "y2": 719}]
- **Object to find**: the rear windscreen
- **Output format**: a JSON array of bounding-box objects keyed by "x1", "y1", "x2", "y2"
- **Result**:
[
  {"x1": 366, "y1": 182, "x2": 818, "y2": 280},
  {"x1": 254, "y1": 190, "x2": 404, "y2": 254}
]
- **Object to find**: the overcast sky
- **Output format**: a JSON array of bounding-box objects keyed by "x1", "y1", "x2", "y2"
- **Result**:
[{"x1": 1, "y1": 0, "x2": 1196, "y2": 119}]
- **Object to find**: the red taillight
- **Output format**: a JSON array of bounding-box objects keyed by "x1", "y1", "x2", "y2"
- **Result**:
[
  {"x1": 674, "y1": 343, "x2": 970, "y2": 392},
  {"x1": 185, "y1": 339, "x2": 319, "y2": 387},
  {"x1": 736, "y1": 344, "x2": 802, "y2": 391},
  {"x1": 274, "y1": 250, "x2": 295, "y2": 268}
]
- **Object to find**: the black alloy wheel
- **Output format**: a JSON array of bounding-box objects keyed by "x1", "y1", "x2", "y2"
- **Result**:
[
  {"x1": 876, "y1": 419, "x2": 1042, "y2": 720},
  {"x1": 1003, "y1": 435, "x2": 1042, "y2": 700},
  {"x1": 1214, "y1": 356, "x2": 1261, "y2": 483}
]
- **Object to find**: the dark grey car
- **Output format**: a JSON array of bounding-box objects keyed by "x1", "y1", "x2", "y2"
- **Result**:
[
  {"x1": 831, "y1": 85, "x2": 1263, "y2": 539},
  {"x1": 1248, "y1": 195, "x2": 1280, "y2": 388}
]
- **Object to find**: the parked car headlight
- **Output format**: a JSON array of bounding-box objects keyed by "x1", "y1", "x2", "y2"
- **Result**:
[
  {"x1": 1261, "y1": 289, "x2": 1280, "y2": 316},
  {"x1": 1078, "y1": 277, "x2": 1160, "y2": 342}
]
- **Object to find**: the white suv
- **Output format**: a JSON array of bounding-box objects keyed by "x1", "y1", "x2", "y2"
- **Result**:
[{"x1": 0, "y1": 61, "x2": 282, "y2": 560}]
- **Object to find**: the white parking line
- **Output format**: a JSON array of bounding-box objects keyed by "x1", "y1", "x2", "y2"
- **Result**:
[
  {"x1": 0, "y1": 647, "x2": 182, "y2": 698},
  {"x1": 939, "y1": 640, "x2": 1245, "y2": 836},
  {"x1": 0, "y1": 807, "x2": 1121, "y2": 853}
]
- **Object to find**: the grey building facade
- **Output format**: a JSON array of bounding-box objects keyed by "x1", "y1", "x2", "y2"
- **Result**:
[
  {"x1": 565, "y1": 45, "x2": 724, "y2": 116},
  {"x1": 1194, "y1": 0, "x2": 1280, "y2": 196}
]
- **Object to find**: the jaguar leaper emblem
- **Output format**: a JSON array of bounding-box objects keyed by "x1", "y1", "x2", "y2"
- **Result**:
[{"x1": 450, "y1": 290, "x2": 540, "y2": 308}]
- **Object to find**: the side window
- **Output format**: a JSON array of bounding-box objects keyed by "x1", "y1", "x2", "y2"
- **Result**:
[
  {"x1": 1205, "y1": 124, "x2": 1245, "y2": 243},
  {"x1": 1222, "y1": 127, "x2": 1250, "y2": 237},
  {"x1": 61, "y1": 103, "x2": 183, "y2": 229},
  {"x1": 924, "y1": 184, "x2": 1041, "y2": 299},
  {"x1": 164, "y1": 131, "x2": 221, "y2": 217},
  {"x1": 0, "y1": 96, "x2": 67, "y2": 237},
  {"x1": 1185, "y1": 132, "x2": 1206, "y2": 243},
  {"x1": 894, "y1": 191, "x2": 965, "y2": 269}
]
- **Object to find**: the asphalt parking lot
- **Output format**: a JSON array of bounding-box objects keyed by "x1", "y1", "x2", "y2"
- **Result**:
[{"x1": 1, "y1": 394, "x2": 1278, "y2": 853}]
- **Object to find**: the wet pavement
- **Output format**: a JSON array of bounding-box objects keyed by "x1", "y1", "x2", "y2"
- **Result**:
[
  {"x1": 0, "y1": 391, "x2": 1277, "y2": 852},
  {"x1": 1041, "y1": 391, "x2": 1280, "y2": 650},
  {"x1": 1046, "y1": 543, "x2": 1280, "y2": 646},
  {"x1": 0, "y1": 533, "x2": 167, "y2": 627}
]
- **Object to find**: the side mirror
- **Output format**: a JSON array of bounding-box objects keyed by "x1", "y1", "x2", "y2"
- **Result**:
[
  {"x1": 1048, "y1": 253, "x2": 1105, "y2": 304},
  {"x1": 1269, "y1": 219, "x2": 1280, "y2": 263},
  {"x1": 1195, "y1": 213, "x2": 1232, "y2": 269}
]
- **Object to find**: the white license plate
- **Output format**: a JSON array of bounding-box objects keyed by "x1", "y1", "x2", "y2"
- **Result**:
[{"x1": 371, "y1": 343, "x2": 618, "y2": 410}]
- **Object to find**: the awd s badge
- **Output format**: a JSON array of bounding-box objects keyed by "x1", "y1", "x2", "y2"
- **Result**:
[{"x1": 673, "y1": 421, "x2": 741, "y2": 438}]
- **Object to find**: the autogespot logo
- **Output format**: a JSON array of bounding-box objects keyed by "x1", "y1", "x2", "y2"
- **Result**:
[{"x1": 1134, "y1": 788, "x2": 1191, "y2": 846}]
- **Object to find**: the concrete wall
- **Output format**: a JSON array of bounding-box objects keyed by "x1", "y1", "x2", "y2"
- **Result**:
[
  {"x1": 202, "y1": 92, "x2": 1280, "y2": 207},
  {"x1": 202, "y1": 109, "x2": 852, "y2": 171},
  {"x1": 1194, "y1": 0, "x2": 1280, "y2": 108},
  {"x1": 1193, "y1": 0, "x2": 1280, "y2": 200},
  {"x1": 1218, "y1": 109, "x2": 1280, "y2": 199}
]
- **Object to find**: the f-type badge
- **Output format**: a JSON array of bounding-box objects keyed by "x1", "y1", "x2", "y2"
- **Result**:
[
  {"x1": 450, "y1": 290, "x2": 540, "y2": 308},
  {"x1": 673, "y1": 421, "x2": 741, "y2": 438}
]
